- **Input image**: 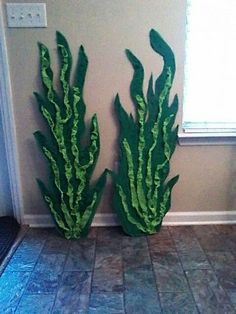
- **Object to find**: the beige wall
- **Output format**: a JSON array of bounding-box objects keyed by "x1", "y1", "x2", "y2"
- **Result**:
[{"x1": 2, "y1": 0, "x2": 236, "y2": 218}]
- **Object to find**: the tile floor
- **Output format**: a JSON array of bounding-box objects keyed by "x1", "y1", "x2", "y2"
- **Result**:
[{"x1": 0, "y1": 225, "x2": 236, "y2": 313}]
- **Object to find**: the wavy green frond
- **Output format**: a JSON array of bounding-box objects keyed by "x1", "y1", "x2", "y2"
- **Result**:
[
  {"x1": 136, "y1": 95, "x2": 148, "y2": 214},
  {"x1": 34, "y1": 32, "x2": 107, "y2": 239},
  {"x1": 117, "y1": 184, "x2": 146, "y2": 234},
  {"x1": 57, "y1": 31, "x2": 72, "y2": 123},
  {"x1": 36, "y1": 179, "x2": 69, "y2": 233},
  {"x1": 111, "y1": 29, "x2": 179, "y2": 236},
  {"x1": 125, "y1": 49, "x2": 145, "y2": 105}
]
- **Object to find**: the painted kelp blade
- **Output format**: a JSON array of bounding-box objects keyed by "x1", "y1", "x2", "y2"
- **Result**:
[
  {"x1": 111, "y1": 29, "x2": 179, "y2": 236},
  {"x1": 34, "y1": 31, "x2": 107, "y2": 239}
]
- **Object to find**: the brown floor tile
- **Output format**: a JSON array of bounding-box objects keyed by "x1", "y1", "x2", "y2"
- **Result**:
[
  {"x1": 186, "y1": 269, "x2": 235, "y2": 313},
  {"x1": 2, "y1": 225, "x2": 236, "y2": 313}
]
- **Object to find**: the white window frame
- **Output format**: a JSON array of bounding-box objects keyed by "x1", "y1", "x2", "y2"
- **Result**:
[{"x1": 179, "y1": 0, "x2": 236, "y2": 146}]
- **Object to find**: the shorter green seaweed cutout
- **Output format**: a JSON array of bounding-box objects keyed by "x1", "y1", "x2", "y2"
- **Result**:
[
  {"x1": 34, "y1": 32, "x2": 107, "y2": 239},
  {"x1": 110, "y1": 29, "x2": 179, "y2": 236}
]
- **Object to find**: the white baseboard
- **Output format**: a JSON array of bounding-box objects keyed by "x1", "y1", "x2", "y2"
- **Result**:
[
  {"x1": 23, "y1": 213, "x2": 119, "y2": 227},
  {"x1": 23, "y1": 211, "x2": 236, "y2": 228}
]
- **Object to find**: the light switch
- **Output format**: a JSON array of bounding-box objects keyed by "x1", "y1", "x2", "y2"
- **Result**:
[{"x1": 6, "y1": 3, "x2": 47, "y2": 28}]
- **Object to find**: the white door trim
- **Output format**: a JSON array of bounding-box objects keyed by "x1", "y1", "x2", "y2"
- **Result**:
[{"x1": 0, "y1": 5, "x2": 24, "y2": 223}]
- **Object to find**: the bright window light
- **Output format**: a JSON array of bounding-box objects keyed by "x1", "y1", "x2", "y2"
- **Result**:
[{"x1": 183, "y1": 0, "x2": 236, "y2": 132}]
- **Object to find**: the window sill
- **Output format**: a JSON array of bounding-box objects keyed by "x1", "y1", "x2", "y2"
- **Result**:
[{"x1": 178, "y1": 132, "x2": 236, "y2": 146}]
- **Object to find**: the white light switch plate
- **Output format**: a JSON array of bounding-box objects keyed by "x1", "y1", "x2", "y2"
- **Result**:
[{"x1": 6, "y1": 3, "x2": 47, "y2": 28}]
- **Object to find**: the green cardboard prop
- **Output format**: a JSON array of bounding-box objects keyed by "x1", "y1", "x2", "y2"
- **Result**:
[
  {"x1": 34, "y1": 32, "x2": 107, "y2": 239},
  {"x1": 111, "y1": 29, "x2": 179, "y2": 236}
]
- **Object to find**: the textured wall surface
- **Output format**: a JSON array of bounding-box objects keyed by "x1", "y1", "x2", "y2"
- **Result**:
[{"x1": 2, "y1": 0, "x2": 236, "y2": 218}]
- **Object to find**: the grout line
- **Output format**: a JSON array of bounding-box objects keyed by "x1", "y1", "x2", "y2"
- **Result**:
[
  {"x1": 192, "y1": 226, "x2": 236, "y2": 311},
  {"x1": 169, "y1": 226, "x2": 201, "y2": 313},
  {"x1": 50, "y1": 237, "x2": 72, "y2": 312},
  {"x1": 0, "y1": 225, "x2": 30, "y2": 312},
  {"x1": 121, "y1": 230, "x2": 127, "y2": 314},
  {"x1": 0, "y1": 224, "x2": 29, "y2": 277},
  {"x1": 146, "y1": 234, "x2": 163, "y2": 314},
  {"x1": 15, "y1": 228, "x2": 50, "y2": 310},
  {"x1": 8, "y1": 226, "x2": 34, "y2": 312},
  {"x1": 14, "y1": 229, "x2": 63, "y2": 313},
  {"x1": 87, "y1": 227, "x2": 98, "y2": 312}
]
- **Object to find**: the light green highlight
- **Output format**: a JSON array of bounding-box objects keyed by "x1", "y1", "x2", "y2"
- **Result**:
[
  {"x1": 111, "y1": 29, "x2": 179, "y2": 236},
  {"x1": 34, "y1": 32, "x2": 107, "y2": 239}
]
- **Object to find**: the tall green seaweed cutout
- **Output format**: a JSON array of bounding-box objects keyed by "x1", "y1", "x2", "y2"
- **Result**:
[
  {"x1": 34, "y1": 32, "x2": 107, "y2": 239},
  {"x1": 111, "y1": 29, "x2": 179, "y2": 236}
]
